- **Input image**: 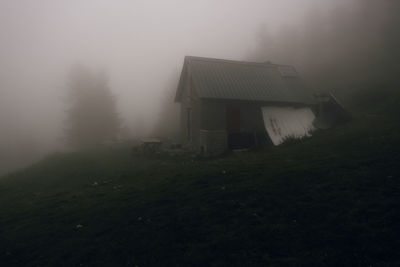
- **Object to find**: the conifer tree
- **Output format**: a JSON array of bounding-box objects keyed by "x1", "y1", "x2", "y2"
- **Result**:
[{"x1": 65, "y1": 64, "x2": 120, "y2": 148}]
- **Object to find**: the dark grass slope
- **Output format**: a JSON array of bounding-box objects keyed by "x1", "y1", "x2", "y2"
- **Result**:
[{"x1": 1, "y1": 88, "x2": 400, "y2": 266}]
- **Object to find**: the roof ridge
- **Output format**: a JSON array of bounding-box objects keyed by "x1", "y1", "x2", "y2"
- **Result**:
[{"x1": 184, "y1": 56, "x2": 281, "y2": 69}]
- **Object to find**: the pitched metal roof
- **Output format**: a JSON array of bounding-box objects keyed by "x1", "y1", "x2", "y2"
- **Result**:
[{"x1": 175, "y1": 56, "x2": 316, "y2": 105}]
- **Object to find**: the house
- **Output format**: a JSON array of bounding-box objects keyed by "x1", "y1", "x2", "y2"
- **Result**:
[{"x1": 175, "y1": 56, "x2": 318, "y2": 156}]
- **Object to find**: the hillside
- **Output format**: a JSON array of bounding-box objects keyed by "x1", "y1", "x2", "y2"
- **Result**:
[{"x1": 1, "y1": 88, "x2": 399, "y2": 266}]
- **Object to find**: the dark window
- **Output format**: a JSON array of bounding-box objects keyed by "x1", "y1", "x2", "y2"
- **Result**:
[{"x1": 226, "y1": 106, "x2": 241, "y2": 133}]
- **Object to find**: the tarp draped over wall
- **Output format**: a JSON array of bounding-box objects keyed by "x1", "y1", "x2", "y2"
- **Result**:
[{"x1": 261, "y1": 107, "x2": 316, "y2": 145}]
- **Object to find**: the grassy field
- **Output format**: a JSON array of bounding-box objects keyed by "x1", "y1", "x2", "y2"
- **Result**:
[{"x1": 1, "y1": 88, "x2": 399, "y2": 266}]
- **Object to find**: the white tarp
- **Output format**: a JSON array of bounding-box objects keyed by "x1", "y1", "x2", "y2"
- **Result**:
[{"x1": 261, "y1": 106, "x2": 316, "y2": 145}]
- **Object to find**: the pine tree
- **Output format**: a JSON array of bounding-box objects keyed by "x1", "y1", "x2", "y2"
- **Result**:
[{"x1": 65, "y1": 64, "x2": 120, "y2": 148}]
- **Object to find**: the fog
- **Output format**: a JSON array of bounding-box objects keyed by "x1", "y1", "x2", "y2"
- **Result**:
[{"x1": 0, "y1": 0, "x2": 398, "y2": 175}]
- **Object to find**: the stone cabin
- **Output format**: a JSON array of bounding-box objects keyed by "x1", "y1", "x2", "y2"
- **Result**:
[{"x1": 174, "y1": 56, "x2": 317, "y2": 156}]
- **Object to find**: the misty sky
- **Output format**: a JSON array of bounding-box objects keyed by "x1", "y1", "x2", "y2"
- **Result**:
[{"x1": 0, "y1": 0, "x2": 348, "y2": 156}]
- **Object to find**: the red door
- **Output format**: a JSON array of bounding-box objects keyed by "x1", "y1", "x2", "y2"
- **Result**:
[{"x1": 226, "y1": 106, "x2": 240, "y2": 133}]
